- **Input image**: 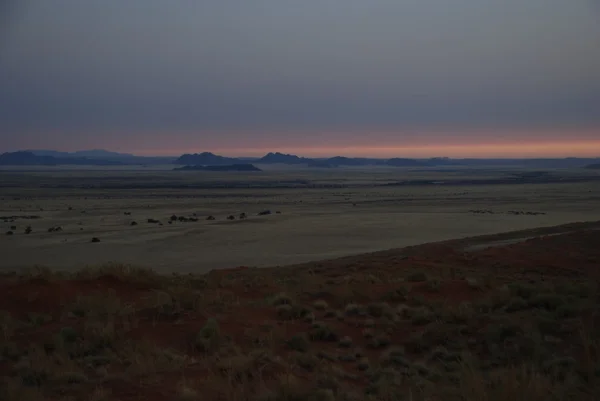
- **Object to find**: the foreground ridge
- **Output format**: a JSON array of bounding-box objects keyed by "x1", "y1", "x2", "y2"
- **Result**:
[{"x1": 1, "y1": 222, "x2": 599, "y2": 400}]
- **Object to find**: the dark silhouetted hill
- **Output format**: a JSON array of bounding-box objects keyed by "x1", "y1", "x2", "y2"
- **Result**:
[
  {"x1": 325, "y1": 156, "x2": 383, "y2": 166},
  {"x1": 0, "y1": 151, "x2": 125, "y2": 166},
  {"x1": 28, "y1": 149, "x2": 134, "y2": 159},
  {"x1": 258, "y1": 152, "x2": 311, "y2": 164},
  {"x1": 585, "y1": 163, "x2": 600, "y2": 169},
  {"x1": 385, "y1": 158, "x2": 425, "y2": 167},
  {"x1": 174, "y1": 163, "x2": 262, "y2": 172},
  {"x1": 174, "y1": 152, "x2": 239, "y2": 165}
]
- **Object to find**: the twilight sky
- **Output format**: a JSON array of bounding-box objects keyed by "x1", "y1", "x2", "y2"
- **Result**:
[{"x1": 1, "y1": 0, "x2": 600, "y2": 157}]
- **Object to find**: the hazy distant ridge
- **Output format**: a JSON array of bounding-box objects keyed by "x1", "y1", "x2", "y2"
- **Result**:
[
  {"x1": 0, "y1": 151, "x2": 125, "y2": 166},
  {"x1": 1, "y1": 149, "x2": 599, "y2": 168}
]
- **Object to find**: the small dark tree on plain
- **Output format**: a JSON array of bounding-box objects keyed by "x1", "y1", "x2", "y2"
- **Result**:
[
  {"x1": 10, "y1": 225, "x2": 16, "y2": 230},
  {"x1": 130, "y1": 221, "x2": 138, "y2": 226},
  {"x1": 206, "y1": 216, "x2": 216, "y2": 221},
  {"x1": 170, "y1": 215, "x2": 178, "y2": 222},
  {"x1": 227, "y1": 215, "x2": 235, "y2": 220},
  {"x1": 91, "y1": 237, "x2": 100, "y2": 243},
  {"x1": 25, "y1": 226, "x2": 32, "y2": 234},
  {"x1": 6, "y1": 231, "x2": 13, "y2": 236},
  {"x1": 239, "y1": 213, "x2": 247, "y2": 219}
]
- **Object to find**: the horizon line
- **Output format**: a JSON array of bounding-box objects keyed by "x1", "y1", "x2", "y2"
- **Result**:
[{"x1": 7, "y1": 148, "x2": 600, "y2": 160}]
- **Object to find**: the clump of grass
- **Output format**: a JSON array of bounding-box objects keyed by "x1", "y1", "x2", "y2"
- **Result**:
[
  {"x1": 362, "y1": 318, "x2": 376, "y2": 328},
  {"x1": 323, "y1": 309, "x2": 337, "y2": 318},
  {"x1": 1, "y1": 342, "x2": 21, "y2": 361},
  {"x1": 0, "y1": 311, "x2": 18, "y2": 340},
  {"x1": 313, "y1": 300, "x2": 329, "y2": 310},
  {"x1": 504, "y1": 298, "x2": 529, "y2": 313},
  {"x1": 528, "y1": 293, "x2": 565, "y2": 311},
  {"x1": 357, "y1": 357, "x2": 370, "y2": 371},
  {"x1": 309, "y1": 322, "x2": 338, "y2": 342},
  {"x1": 380, "y1": 347, "x2": 410, "y2": 368},
  {"x1": 466, "y1": 277, "x2": 483, "y2": 290},
  {"x1": 276, "y1": 304, "x2": 311, "y2": 320},
  {"x1": 429, "y1": 346, "x2": 462, "y2": 363},
  {"x1": 195, "y1": 318, "x2": 221, "y2": 352},
  {"x1": 344, "y1": 303, "x2": 367, "y2": 316},
  {"x1": 338, "y1": 336, "x2": 353, "y2": 348},
  {"x1": 382, "y1": 286, "x2": 409, "y2": 302},
  {"x1": 367, "y1": 333, "x2": 391, "y2": 349},
  {"x1": 367, "y1": 302, "x2": 393, "y2": 318},
  {"x1": 270, "y1": 292, "x2": 293, "y2": 306},
  {"x1": 52, "y1": 371, "x2": 89, "y2": 385},
  {"x1": 175, "y1": 382, "x2": 201, "y2": 401},
  {"x1": 59, "y1": 327, "x2": 79, "y2": 343},
  {"x1": 406, "y1": 272, "x2": 428, "y2": 282},
  {"x1": 407, "y1": 307, "x2": 436, "y2": 325},
  {"x1": 26, "y1": 313, "x2": 52, "y2": 327},
  {"x1": 507, "y1": 283, "x2": 535, "y2": 299},
  {"x1": 486, "y1": 321, "x2": 524, "y2": 343},
  {"x1": 287, "y1": 333, "x2": 310, "y2": 352},
  {"x1": 295, "y1": 353, "x2": 319, "y2": 371},
  {"x1": 426, "y1": 278, "x2": 442, "y2": 292},
  {"x1": 362, "y1": 328, "x2": 375, "y2": 339}
]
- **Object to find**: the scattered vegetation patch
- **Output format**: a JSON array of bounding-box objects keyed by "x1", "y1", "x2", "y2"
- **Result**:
[
  {"x1": 194, "y1": 318, "x2": 221, "y2": 352},
  {"x1": 406, "y1": 271, "x2": 428, "y2": 282},
  {"x1": 1, "y1": 227, "x2": 599, "y2": 400}
]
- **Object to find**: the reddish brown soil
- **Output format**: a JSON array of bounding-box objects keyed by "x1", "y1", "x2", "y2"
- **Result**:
[{"x1": 1, "y1": 221, "x2": 599, "y2": 400}]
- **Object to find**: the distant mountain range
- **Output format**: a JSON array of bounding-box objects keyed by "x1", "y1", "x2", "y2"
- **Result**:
[
  {"x1": 0, "y1": 151, "x2": 126, "y2": 166},
  {"x1": 1, "y1": 150, "x2": 176, "y2": 166},
  {"x1": 0, "y1": 149, "x2": 599, "y2": 169},
  {"x1": 26, "y1": 149, "x2": 135, "y2": 159}
]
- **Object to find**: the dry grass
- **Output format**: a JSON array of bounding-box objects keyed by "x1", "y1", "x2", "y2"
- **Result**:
[{"x1": 1, "y1": 227, "x2": 600, "y2": 400}]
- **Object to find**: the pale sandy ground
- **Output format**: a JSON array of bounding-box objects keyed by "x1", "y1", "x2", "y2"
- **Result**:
[{"x1": 1, "y1": 167, "x2": 599, "y2": 273}]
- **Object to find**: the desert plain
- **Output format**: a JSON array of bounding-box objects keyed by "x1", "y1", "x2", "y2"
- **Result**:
[
  {"x1": 1, "y1": 165, "x2": 600, "y2": 401},
  {"x1": 1, "y1": 165, "x2": 599, "y2": 272}
]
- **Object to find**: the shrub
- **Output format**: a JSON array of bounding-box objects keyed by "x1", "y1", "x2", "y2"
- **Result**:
[
  {"x1": 60, "y1": 327, "x2": 79, "y2": 343},
  {"x1": 368, "y1": 302, "x2": 392, "y2": 318},
  {"x1": 287, "y1": 333, "x2": 310, "y2": 352},
  {"x1": 195, "y1": 318, "x2": 220, "y2": 352},
  {"x1": 270, "y1": 293, "x2": 293, "y2": 306},
  {"x1": 276, "y1": 304, "x2": 311, "y2": 320},
  {"x1": 406, "y1": 272, "x2": 428, "y2": 282},
  {"x1": 380, "y1": 347, "x2": 409, "y2": 368},
  {"x1": 295, "y1": 353, "x2": 319, "y2": 371},
  {"x1": 382, "y1": 286, "x2": 409, "y2": 302},
  {"x1": 344, "y1": 303, "x2": 361, "y2": 316},
  {"x1": 338, "y1": 336, "x2": 353, "y2": 348},
  {"x1": 313, "y1": 300, "x2": 329, "y2": 310},
  {"x1": 309, "y1": 322, "x2": 338, "y2": 342}
]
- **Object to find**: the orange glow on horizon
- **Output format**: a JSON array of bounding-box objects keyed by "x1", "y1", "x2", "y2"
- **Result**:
[{"x1": 134, "y1": 139, "x2": 600, "y2": 159}]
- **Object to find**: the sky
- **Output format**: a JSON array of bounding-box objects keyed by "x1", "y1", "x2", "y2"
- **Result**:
[{"x1": 1, "y1": 0, "x2": 599, "y2": 158}]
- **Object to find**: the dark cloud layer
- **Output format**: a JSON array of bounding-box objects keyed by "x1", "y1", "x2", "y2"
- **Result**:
[{"x1": 1, "y1": 1, "x2": 599, "y2": 152}]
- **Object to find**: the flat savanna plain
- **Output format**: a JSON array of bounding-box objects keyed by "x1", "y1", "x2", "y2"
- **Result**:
[{"x1": 1, "y1": 166, "x2": 599, "y2": 272}]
